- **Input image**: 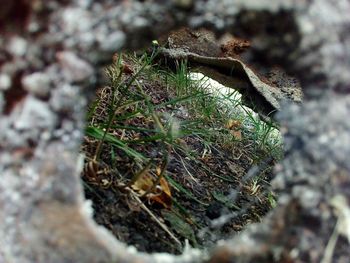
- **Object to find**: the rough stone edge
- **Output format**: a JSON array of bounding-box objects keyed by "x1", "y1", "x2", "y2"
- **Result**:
[{"x1": 0, "y1": 0, "x2": 349, "y2": 262}]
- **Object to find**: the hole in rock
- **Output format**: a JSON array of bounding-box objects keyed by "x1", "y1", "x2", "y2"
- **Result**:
[{"x1": 80, "y1": 28, "x2": 301, "y2": 254}]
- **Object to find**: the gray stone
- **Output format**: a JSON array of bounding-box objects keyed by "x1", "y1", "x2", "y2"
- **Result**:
[
  {"x1": 56, "y1": 51, "x2": 94, "y2": 82},
  {"x1": 6, "y1": 36, "x2": 27, "y2": 57},
  {"x1": 0, "y1": 92, "x2": 3, "y2": 113},
  {"x1": 100, "y1": 31, "x2": 126, "y2": 51},
  {"x1": 14, "y1": 96, "x2": 56, "y2": 131},
  {"x1": 0, "y1": 74, "x2": 11, "y2": 91},
  {"x1": 22, "y1": 73, "x2": 51, "y2": 98},
  {"x1": 0, "y1": 1, "x2": 349, "y2": 262}
]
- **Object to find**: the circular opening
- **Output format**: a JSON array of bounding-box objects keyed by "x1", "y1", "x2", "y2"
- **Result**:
[{"x1": 81, "y1": 28, "x2": 301, "y2": 254}]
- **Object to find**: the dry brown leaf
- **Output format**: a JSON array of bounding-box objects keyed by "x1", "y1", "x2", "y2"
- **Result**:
[
  {"x1": 156, "y1": 166, "x2": 162, "y2": 176},
  {"x1": 230, "y1": 130, "x2": 242, "y2": 140},
  {"x1": 225, "y1": 119, "x2": 241, "y2": 130},
  {"x1": 225, "y1": 119, "x2": 242, "y2": 140},
  {"x1": 131, "y1": 172, "x2": 172, "y2": 208},
  {"x1": 149, "y1": 177, "x2": 172, "y2": 209},
  {"x1": 131, "y1": 173, "x2": 154, "y2": 195}
]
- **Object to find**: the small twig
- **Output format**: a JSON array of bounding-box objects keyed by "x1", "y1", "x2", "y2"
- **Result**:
[
  {"x1": 321, "y1": 219, "x2": 340, "y2": 263},
  {"x1": 201, "y1": 147, "x2": 208, "y2": 159},
  {"x1": 179, "y1": 155, "x2": 199, "y2": 184},
  {"x1": 130, "y1": 190, "x2": 182, "y2": 248}
]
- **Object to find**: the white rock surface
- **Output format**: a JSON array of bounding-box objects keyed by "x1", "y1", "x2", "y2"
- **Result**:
[
  {"x1": 57, "y1": 51, "x2": 94, "y2": 82},
  {"x1": 6, "y1": 36, "x2": 27, "y2": 57},
  {"x1": 22, "y1": 72, "x2": 51, "y2": 98},
  {"x1": 0, "y1": 74, "x2": 11, "y2": 91},
  {"x1": 189, "y1": 72, "x2": 281, "y2": 145}
]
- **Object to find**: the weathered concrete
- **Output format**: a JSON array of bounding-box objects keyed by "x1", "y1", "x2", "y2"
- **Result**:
[{"x1": 0, "y1": 0, "x2": 349, "y2": 262}]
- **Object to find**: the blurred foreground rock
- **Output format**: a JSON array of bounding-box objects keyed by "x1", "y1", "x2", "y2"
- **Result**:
[{"x1": 0, "y1": 0, "x2": 349, "y2": 262}]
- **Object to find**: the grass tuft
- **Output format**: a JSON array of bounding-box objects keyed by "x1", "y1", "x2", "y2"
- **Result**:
[{"x1": 81, "y1": 51, "x2": 283, "y2": 253}]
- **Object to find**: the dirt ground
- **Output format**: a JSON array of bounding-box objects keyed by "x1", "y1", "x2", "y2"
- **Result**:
[{"x1": 81, "y1": 55, "x2": 277, "y2": 254}]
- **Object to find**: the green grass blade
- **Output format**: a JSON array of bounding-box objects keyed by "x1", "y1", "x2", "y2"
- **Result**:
[
  {"x1": 165, "y1": 175, "x2": 209, "y2": 206},
  {"x1": 86, "y1": 126, "x2": 146, "y2": 161}
]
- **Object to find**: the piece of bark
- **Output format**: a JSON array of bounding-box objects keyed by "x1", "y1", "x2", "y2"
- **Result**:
[{"x1": 160, "y1": 28, "x2": 302, "y2": 117}]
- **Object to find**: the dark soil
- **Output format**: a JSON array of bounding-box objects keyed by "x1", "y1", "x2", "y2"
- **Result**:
[{"x1": 81, "y1": 55, "x2": 277, "y2": 254}]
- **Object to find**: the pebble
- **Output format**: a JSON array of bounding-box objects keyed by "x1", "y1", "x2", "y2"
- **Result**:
[
  {"x1": 56, "y1": 51, "x2": 94, "y2": 82},
  {"x1": 61, "y1": 8, "x2": 93, "y2": 34},
  {"x1": 6, "y1": 36, "x2": 27, "y2": 57},
  {"x1": 0, "y1": 74, "x2": 11, "y2": 91},
  {"x1": 22, "y1": 72, "x2": 51, "y2": 98},
  {"x1": 100, "y1": 31, "x2": 126, "y2": 51},
  {"x1": 14, "y1": 96, "x2": 56, "y2": 131},
  {"x1": 0, "y1": 92, "x2": 4, "y2": 113}
]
